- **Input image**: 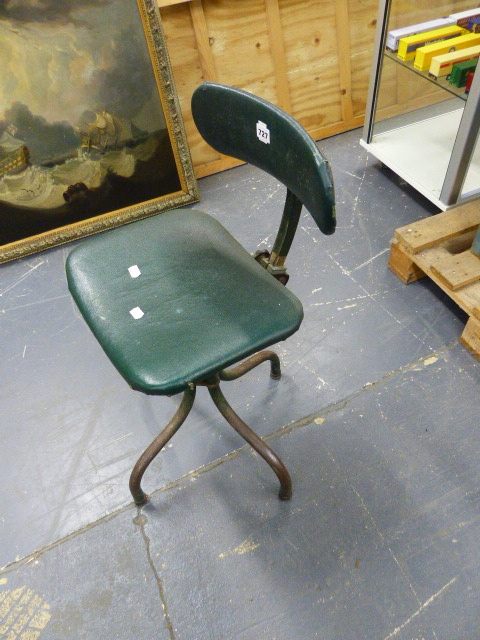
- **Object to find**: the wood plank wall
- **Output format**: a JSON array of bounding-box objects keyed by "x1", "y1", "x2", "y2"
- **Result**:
[{"x1": 158, "y1": 0, "x2": 378, "y2": 178}]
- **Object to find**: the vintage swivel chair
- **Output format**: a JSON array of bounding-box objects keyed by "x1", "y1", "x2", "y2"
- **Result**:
[{"x1": 66, "y1": 82, "x2": 336, "y2": 505}]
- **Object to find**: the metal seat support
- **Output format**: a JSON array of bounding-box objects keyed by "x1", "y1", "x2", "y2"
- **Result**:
[{"x1": 129, "y1": 350, "x2": 291, "y2": 505}]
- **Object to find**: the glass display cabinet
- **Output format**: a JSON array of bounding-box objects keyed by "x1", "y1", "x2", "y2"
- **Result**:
[{"x1": 361, "y1": 0, "x2": 480, "y2": 210}]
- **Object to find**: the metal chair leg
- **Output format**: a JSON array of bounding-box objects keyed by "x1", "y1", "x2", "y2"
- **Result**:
[
  {"x1": 207, "y1": 382, "x2": 292, "y2": 500},
  {"x1": 129, "y1": 386, "x2": 196, "y2": 505},
  {"x1": 219, "y1": 350, "x2": 281, "y2": 381}
]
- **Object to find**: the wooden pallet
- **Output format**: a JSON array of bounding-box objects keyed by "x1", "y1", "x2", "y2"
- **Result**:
[{"x1": 388, "y1": 201, "x2": 480, "y2": 359}]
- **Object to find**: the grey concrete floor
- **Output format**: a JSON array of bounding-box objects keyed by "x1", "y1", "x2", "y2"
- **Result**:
[{"x1": 1, "y1": 128, "x2": 479, "y2": 639}]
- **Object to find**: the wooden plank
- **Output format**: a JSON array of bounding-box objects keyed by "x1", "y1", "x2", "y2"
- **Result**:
[
  {"x1": 202, "y1": 0, "x2": 276, "y2": 96},
  {"x1": 309, "y1": 114, "x2": 365, "y2": 141},
  {"x1": 264, "y1": 0, "x2": 292, "y2": 112},
  {"x1": 388, "y1": 240, "x2": 426, "y2": 284},
  {"x1": 430, "y1": 250, "x2": 480, "y2": 291},
  {"x1": 347, "y1": 0, "x2": 377, "y2": 117},
  {"x1": 189, "y1": 0, "x2": 217, "y2": 82},
  {"x1": 194, "y1": 156, "x2": 244, "y2": 179},
  {"x1": 414, "y1": 247, "x2": 480, "y2": 317},
  {"x1": 278, "y1": 0, "x2": 342, "y2": 131},
  {"x1": 460, "y1": 315, "x2": 480, "y2": 359},
  {"x1": 394, "y1": 202, "x2": 480, "y2": 254},
  {"x1": 158, "y1": 0, "x2": 191, "y2": 7},
  {"x1": 335, "y1": 0, "x2": 354, "y2": 122}
]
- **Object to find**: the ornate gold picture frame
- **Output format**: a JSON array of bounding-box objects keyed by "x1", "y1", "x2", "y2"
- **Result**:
[{"x1": 0, "y1": 0, "x2": 198, "y2": 264}]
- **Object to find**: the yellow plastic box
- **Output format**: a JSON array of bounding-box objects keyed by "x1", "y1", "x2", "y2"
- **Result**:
[
  {"x1": 397, "y1": 25, "x2": 465, "y2": 61},
  {"x1": 414, "y1": 33, "x2": 480, "y2": 71},
  {"x1": 429, "y1": 44, "x2": 480, "y2": 79}
]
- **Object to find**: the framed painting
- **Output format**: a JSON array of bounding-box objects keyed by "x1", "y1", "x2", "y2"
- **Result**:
[{"x1": 0, "y1": 0, "x2": 199, "y2": 264}]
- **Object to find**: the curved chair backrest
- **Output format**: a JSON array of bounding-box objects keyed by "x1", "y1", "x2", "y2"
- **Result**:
[{"x1": 191, "y1": 82, "x2": 336, "y2": 236}]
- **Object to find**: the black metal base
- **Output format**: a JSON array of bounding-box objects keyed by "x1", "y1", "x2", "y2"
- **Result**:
[{"x1": 129, "y1": 350, "x2": 292, "y2": 505}]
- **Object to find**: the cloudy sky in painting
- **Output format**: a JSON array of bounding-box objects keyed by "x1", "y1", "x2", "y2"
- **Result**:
[{"x1": 0, "y1": 0, "x2": 165, "y2": 132}]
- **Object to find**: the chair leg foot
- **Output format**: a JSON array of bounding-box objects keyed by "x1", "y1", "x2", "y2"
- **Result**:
[
  {"x1": 279, "y1": 484, "x2": 292, "y2": 500},
  {"x1": 132, "y1": 490, "x2": 149, "y2": 506},
  {"x1": 208, "y1": 383, "x2": 292, "y2": 500},
  {"x1": 129, "y1": 386, "x2": 196, "y2": 505}
]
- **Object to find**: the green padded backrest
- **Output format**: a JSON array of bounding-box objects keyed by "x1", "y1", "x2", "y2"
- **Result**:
[{"x1": 191, "y1": 82, "x2": 336, "y2": 236}]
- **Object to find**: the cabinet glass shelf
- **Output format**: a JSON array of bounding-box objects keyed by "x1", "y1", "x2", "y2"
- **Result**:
[
  {"x1": 361, "y1": 1, "x2": 480, "y2": 210},
  {"x1": 384, "y1": 50, "x2": 470, "y2": 102}
]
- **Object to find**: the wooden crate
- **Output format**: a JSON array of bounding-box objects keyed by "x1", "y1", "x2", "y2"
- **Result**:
[{"x1": 389, "y1": 202, "x2": 480, "y2": 359}]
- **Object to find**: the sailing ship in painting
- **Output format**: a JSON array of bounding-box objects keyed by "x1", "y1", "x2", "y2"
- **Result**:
[
  {"x1": 0, "y1": 109, "x2": 176, "y2": 210},
  {"x1": 80, "y1": 110, "x2": 141, "y2": 154},
  {"x1": 0, "y1": 105, "x2": 179, "y2": 245},
  {"x1": 0, "y1": 125, "x2": 30, "y2": 178},
  {"x1": 0, "y1": 109, "x2": 145, "y2": 208}
]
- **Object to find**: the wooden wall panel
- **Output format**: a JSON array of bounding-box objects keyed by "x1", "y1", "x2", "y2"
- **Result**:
[
  {"x1": 348, "y1": 0, "x2": 378, "y2": 118},
  {"x1": 203, "y1": 0, "x2": 277, "y2": 97},
  {"x1": 158, "y1": 0, "x2": 377, "y2": 177},
  {"x1": 279, "y1": 0, "x2": 343, "y2": 132}
]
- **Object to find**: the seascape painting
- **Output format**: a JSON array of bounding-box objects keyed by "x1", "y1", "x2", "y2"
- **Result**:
[{"x1": 0, "y1": 0, "x2": 198, "y2": 263}]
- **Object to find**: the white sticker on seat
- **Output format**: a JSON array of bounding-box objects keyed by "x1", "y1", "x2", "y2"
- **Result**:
[
  {"x1": 256, "y1": 120, "x2": 270, "y2": 144},
  {"x1": 130, "y1": 307, "x2": 144, "y2": 319},
  {"x1": 128, "y1": 265, "x2": 141, "y2": 278}
]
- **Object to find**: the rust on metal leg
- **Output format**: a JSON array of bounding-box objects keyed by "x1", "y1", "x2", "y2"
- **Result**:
[
  {"x1": 129, "y1": 386, "x2": 196, "y2": 505},
  {"x1": 207, "y1": 382, "x2": 292, "y2": 500},
  {"x1": 219, "y1": 350, "x2": 281, "y2": 381}
]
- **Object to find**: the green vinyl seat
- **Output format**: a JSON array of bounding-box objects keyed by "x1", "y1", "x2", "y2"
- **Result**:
[
  {"x1": 66, "y1": 209, "x2": 303, "y2": 396},
  {"x1": 66, "y1": 82, "x2": 336, "y2": 506}
]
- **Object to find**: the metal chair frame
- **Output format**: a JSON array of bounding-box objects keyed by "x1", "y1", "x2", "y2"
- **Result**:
[{"x1": 129, "y1": 350, "x2": 291, "y2": 505}]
